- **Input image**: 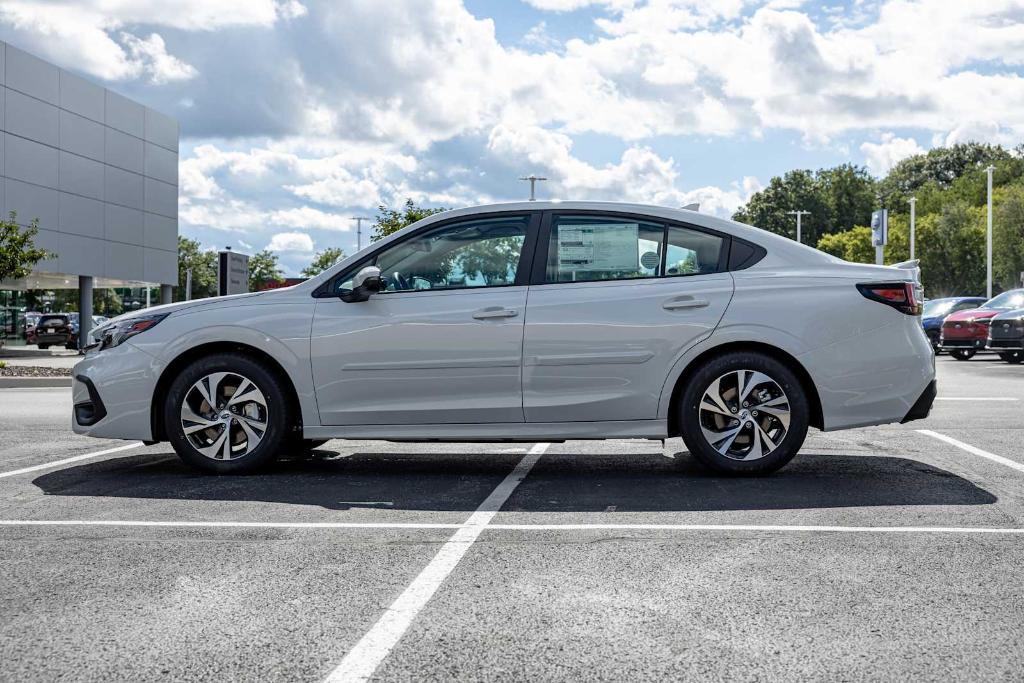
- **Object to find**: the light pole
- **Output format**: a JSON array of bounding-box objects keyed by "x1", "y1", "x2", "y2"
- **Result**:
[
  {"x1": 350, "y1": 216, "x2": 371, "y2": 253},
  {"x1": 519, "y1": 175, "x2": 547, "y2": 201},
  {"x1": 985, "y1": 165, "x2": 994, "y2": 299},
  {"x1": 909, "y1": 197, "x2": 916, "y2": 261},
  {"x1": 786, "y1": 210, "x2": 810, "y2": 244}
]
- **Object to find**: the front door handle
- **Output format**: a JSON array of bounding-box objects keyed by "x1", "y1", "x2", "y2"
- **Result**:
[
  {"x1": 663, "y1": 297, "x2": 710, "y2": 311},
  {"x1": 473, "y1": 307, "x2": 519, "y2": 320}
]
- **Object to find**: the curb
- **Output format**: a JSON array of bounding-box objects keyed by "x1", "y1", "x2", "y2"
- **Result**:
[{"x1": 0, "y1": 376, "x2": 73, "y2": 388}]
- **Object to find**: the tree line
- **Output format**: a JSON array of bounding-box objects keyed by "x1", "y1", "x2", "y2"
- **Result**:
[{"x1": 733, "y1": 142, "x2": 1024, "y2": 297}]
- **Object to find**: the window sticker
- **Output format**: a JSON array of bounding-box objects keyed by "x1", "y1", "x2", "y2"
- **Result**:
[{"x1": 557, "y1": 223, "x2": 639, "y2": 272}]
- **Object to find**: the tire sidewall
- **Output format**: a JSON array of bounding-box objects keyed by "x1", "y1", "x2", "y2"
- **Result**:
[
  {"x1": 680, "y1": 352, "x2": 809, "y2": 475},
  {"x1": 164, "y1": 353, "x2": 290, "y2": 474}
]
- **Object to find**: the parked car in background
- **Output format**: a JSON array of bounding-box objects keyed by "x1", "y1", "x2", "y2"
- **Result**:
[
  {"x1": 987, "y1": 308, "x2": 1024, "y2": 363},
  {"x1": 941, "y1": 289, "x2": 1024, "y2": 360},
  {"x1": 22, "y1": 312, "x2": 42, "y2": 341},
  {"x1": 27, "y1": 313, "x2": 71, "y2": 349},
  {"x1": 921, "y1": 297, "x2": 986, "y2": 352},
  {"x1": 67, "y1": 313, "x2": 111, "y2": 350},
  {"x1": 73, "y1": 201, "x2": 935, "y2": 477}
]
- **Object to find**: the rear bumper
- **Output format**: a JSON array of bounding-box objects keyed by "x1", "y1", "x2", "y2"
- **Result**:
[{"x1": 900, "y1": 379, "x2": 937, "y2": 424}]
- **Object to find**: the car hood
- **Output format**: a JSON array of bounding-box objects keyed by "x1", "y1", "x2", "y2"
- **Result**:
[
  {"x1": 101, "y1": 290, "x2": 276, "y2": 325},
  {"x1": 944, "y1": 308, "x2": 1000, "y2": 323},
  {"x1": 991, "y1": 308, "x2": 1024, "y2": 322}
]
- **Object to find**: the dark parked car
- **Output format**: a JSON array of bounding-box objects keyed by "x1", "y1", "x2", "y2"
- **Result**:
[
  {"x1": 921, "y1": 297, "x2": 986, "y2": 352},
  {"x1": 27, "y1": 313, "x2": 71, "y2": 349},
  {"x1": 987, "y1": 308, "x2": 1024, "y2": 363},
  {"x1": 67, "y1": 313, "x2": 109, "y2": 350},
  {"x1": 941, "y1": 289, "x2": 1024, "y2": 360}
]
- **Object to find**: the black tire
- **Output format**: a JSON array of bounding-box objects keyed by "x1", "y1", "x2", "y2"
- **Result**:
[
  {"x1": 37, "y1": 343, "x2": 49, "y2": 350},
  {"x1": 950, "y1": 349, "x2": 976, "y2": 361},
  {"x1": 998, "y1": 351, "x2": 1023, "y2": 364},
  {"x1": 164, "y1": 353, "x2": 292, "y2": 474},
  {"x1": 679, "y1": 351, "x2": 809, "y2": 476}
]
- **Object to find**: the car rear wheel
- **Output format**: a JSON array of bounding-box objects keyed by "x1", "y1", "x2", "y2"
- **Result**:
[
  {"x1": 998, "y1": 351, "x2": 1023, "y2": 364},
  {"x1": 679, "y1": 351, "x2": 809, "y2": 475},
  {"x1": 950, "y1": 349, "x2": 976, "y2": 361},
  {"x1": 164, "y1": 353, "x2": 291, "y2": 474},
  {"x1": 38, "y1": 343, "x2": 49, "y2": 350}
]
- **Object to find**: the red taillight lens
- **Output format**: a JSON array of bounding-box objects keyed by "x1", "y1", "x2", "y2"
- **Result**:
[{"x1": 857, "y1": 282, "x2": 922, "y2": 315}]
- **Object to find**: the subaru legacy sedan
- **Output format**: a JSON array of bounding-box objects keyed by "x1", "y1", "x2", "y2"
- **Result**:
[{"x1": 73, "y1": 202, "x2": 935, "y2": 475}]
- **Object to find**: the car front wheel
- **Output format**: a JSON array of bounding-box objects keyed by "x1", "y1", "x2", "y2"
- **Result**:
[
  {"x1": 679, "y1": 351, "x2": 809, "y2": 475},
  {"x1": 998, "y1": 351, "x2": 1023, "y2": 364},
  {"x1": 950, "y1": 349, "x2": 976, "y2": 361},
  {"x1": 164, "y1": 353, "x2": 291, "y2": 474}
]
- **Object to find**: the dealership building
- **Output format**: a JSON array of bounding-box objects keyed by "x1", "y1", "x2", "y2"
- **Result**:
[{"x1": 0, "y1": 41, "x2": 178, "y2": 345}]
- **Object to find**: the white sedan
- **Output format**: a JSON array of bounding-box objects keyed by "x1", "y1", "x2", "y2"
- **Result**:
[{"x1": 73, "y1": 201, "x2": 935, "y2": 475}]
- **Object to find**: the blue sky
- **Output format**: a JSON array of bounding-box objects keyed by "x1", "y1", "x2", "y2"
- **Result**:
[{"x1": 1, "y1": 0, "x2": 1022, "y2": 275}]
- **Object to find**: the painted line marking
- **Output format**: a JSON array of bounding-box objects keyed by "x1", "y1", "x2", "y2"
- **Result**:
[
  {"x1": 323, "y1": 442, "x2": 549, "y2": 683},
  {"x1": 935, "y1": 397, "x2": 1019, "y2": 401},
  {"x1": 918, "y1": 429, "x2": 1024, "y2": 474},
  {"x1": 0, "y1": 442, "x2": 142, "y2": 479},
  {"x1": 0, "y1": 520, "x2": 1021, "y2": 535}
]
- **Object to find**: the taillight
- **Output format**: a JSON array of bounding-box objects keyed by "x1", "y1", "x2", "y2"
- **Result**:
[{"x1": 856, "y1": 282, "x2": 922, "y2": 315}]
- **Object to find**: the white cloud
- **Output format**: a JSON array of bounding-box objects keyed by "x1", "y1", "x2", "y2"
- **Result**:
[
  {"x1": 268, "y1": 231, "x2": 315, "y2": 253},
  {"x1": 269, "y1": 206, "x2": 352, "y2": 231},
  {"x1": 860, "y1": 133, "x2": 925, "y2": 177},
  {"x1": 120, "y1": 33, "x2": 196, "y2": 84}
]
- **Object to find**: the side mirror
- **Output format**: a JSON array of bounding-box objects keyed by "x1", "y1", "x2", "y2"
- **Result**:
[{"x1": 341, "y1": 265, "x2": 383, "y2": 303}]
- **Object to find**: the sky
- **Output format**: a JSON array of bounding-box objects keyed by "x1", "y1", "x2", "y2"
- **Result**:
[{"x1": 1, "y1": 0, "x2": 1023, "y2": 275}]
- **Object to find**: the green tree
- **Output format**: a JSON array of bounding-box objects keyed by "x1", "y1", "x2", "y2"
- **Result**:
[
  {"x1": 816, "y1": 226, "x2": 874, "y2": 264},
  {"x1": 878, "y1": 142, "x2": 1013, "y2": 211},
  {"x1": 371, "y1": 199, "x2": 446, "y2": 241},
  {"x1": 915, "y1": 203, "x2": 986, "y2": 297},
  {"x1": 248, "y1": 249, "x2": 284, "y2": 291},
  {"x1": 301, "y1": 247, "x2": 346, "y2": 277},
  {"x1": 993, "y1": 184, "x2": 1024, "y2": 291},
  {"x1": 0, "y1": 212, "x2": 50, "y2": 281},
  {"x1": 176, "y1": 236, "x2": 217, "y2": 301}
]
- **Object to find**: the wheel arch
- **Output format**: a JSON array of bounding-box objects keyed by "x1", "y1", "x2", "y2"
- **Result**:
[
  {"x1": 665, "y1": 340, "x2": 824, "y2": 437},
  {"x1": 150, "y1": 341, "x2": 303, "y2": 442}
]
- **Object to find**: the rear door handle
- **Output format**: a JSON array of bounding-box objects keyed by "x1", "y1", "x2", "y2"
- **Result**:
[
  {"x1": 663, "y1": 297, "x2": 710, "y2": 311},
  {"x1": 473, "y1": 307, "x2": 519, "y2": 320}
]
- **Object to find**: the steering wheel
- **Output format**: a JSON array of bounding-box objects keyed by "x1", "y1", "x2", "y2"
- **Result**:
[{"x1": 390, "y1": 271, "x2": 410, "y2": 291}]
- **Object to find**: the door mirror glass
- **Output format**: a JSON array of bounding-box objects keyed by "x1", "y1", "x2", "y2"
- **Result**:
[{"x1": 342, "y1": 265, "x2": 383, "y2": 302}]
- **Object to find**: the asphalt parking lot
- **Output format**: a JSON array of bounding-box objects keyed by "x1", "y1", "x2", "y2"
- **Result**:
[{"x1": 1, "y1": 355, "x2": 1023, "y2": 681}]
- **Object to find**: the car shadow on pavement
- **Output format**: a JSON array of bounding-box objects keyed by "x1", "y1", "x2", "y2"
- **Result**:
[{"x1": 30, "y1": 447, "x2": 997, "y2": 512}]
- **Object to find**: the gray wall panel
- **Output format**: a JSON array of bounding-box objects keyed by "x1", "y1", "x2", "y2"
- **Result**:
[
  {"x1": 59, "y1": 70, "x2": 104, "y2": 122},
  {"x1": 144, "y1": 212, "x2": 177, "y2": 251},
  {"x1": 105, "y1": 90, "x2": 144, "y2": 138},
  {"x1": 104, "y1": 165, "x2": 143, "y2": 210},
  {"x1": 144, "y1": 107, "x2": 178, "y2": 151},
  {"x1": 144, "y1": 177, "x2": 177, "y2": 218},
  {"x1": 5, "y1": 133, "x2": 57, "y2": 187},
  {"x1": 144, "y1": 247, "x2": 177, "y2": 285},
  {"x1": 106, "y1": 241, "x2": 144, "y2": 281},
  {"x1": 0, "y1": 42, "x2": 6, "y2": 86},
  {"x1": 59, "y1": 192, "x2": 104, "y2": 239},
  {"x1": 59, "y1": 151, "x2": 104, "y2": 200},
  {"x1": 143, "y1": 142, "x2": 177, "y2": 185},
  {"x1": 59, "y1": 110, "x2": 104, "y2": 161},
  {"x1": 105, "y1": 127, "x2": 144, "y2": 174},
  {"x1": 60, "y1": 232, "x2": 107, "y2": 278},
  {"x1": 5, "y1": 44, "x2": 58, "y2": 104},
  {"x1": 5, "y1": 88, "x2": 58, "y2": 146},
  {"x1": 4, "y1": 178, "x2": 58, "y2": 229},
  {"x1": 28, "y1": 227, "x2": 61, "y2": 273},
  {"x1": 105, "y1": 203, "x2": 144, "y2": 245}
]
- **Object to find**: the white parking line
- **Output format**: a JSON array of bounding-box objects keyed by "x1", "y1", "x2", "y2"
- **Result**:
[
  {"x1": 917, "y1": 429, "x2": 1024, "y2": 474},
  {"x1": 0, "y1": 520, "x2": 460, "y2": 529},
  {"x1": 0, "y1": 442, "x2": 142, "y2": 479},
  {"x1": 323, "y1": 442, "x2": 549, "y2": 683}
]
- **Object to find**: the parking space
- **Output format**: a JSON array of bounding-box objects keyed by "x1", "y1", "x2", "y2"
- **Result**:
[{"x1": 1, "y1": 355, "x2": 1023, "y2": 680}]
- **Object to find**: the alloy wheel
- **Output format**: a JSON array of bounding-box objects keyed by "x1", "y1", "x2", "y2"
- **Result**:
[
  {"x1": 179, "y1": 371, "x2": 269, "y2": 460},
  {"x1": 698, "y1": 369, "x2": 791, "y2": 461}
]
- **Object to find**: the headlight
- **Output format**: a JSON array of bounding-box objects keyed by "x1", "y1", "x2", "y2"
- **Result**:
[{"x1": 92, "y1": 312, "x2": 169, "y2": 350}]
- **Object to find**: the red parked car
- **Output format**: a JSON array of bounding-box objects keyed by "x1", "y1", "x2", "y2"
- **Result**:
[{"x1": 940, "y1": 289, "x2": 1024, "y2": 360}]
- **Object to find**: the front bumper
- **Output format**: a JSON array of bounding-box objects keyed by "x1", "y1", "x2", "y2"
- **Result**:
[
  {"x1": 72, "y1": 342, "x2": 163, "y2": 441},
  {"x1": 939, "y1": 336, "x2": 987, "y2": 349},
  {"x1": 900, "y1": 379, "x2": 937, "y2": 424}
]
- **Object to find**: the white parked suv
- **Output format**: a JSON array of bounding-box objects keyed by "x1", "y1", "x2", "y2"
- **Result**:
[{"x1": 72, "y1": 202, "x2": 936, "y2": 475}]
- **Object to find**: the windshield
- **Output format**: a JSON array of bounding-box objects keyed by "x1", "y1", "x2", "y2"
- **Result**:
[
  {"x1": 922, "y1": 300, "x2": 954, "y2": 318},
  {"x1": 982, "y1": 290, "x2": 1024, "y2": 310}
]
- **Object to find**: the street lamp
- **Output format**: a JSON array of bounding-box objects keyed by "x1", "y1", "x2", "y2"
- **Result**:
[
  {"x1": 985, "y1": 165, "x2": 994, "y2": 299},
  {"x1": 786, "y1": 210, "x2": 810, "y2": 244},
  {"x1": 519, "y1": 175, "x2": 547, "y2": 201},
  {"x1": 350, "y1": 216, "x2": 371, "y2": 253}
]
